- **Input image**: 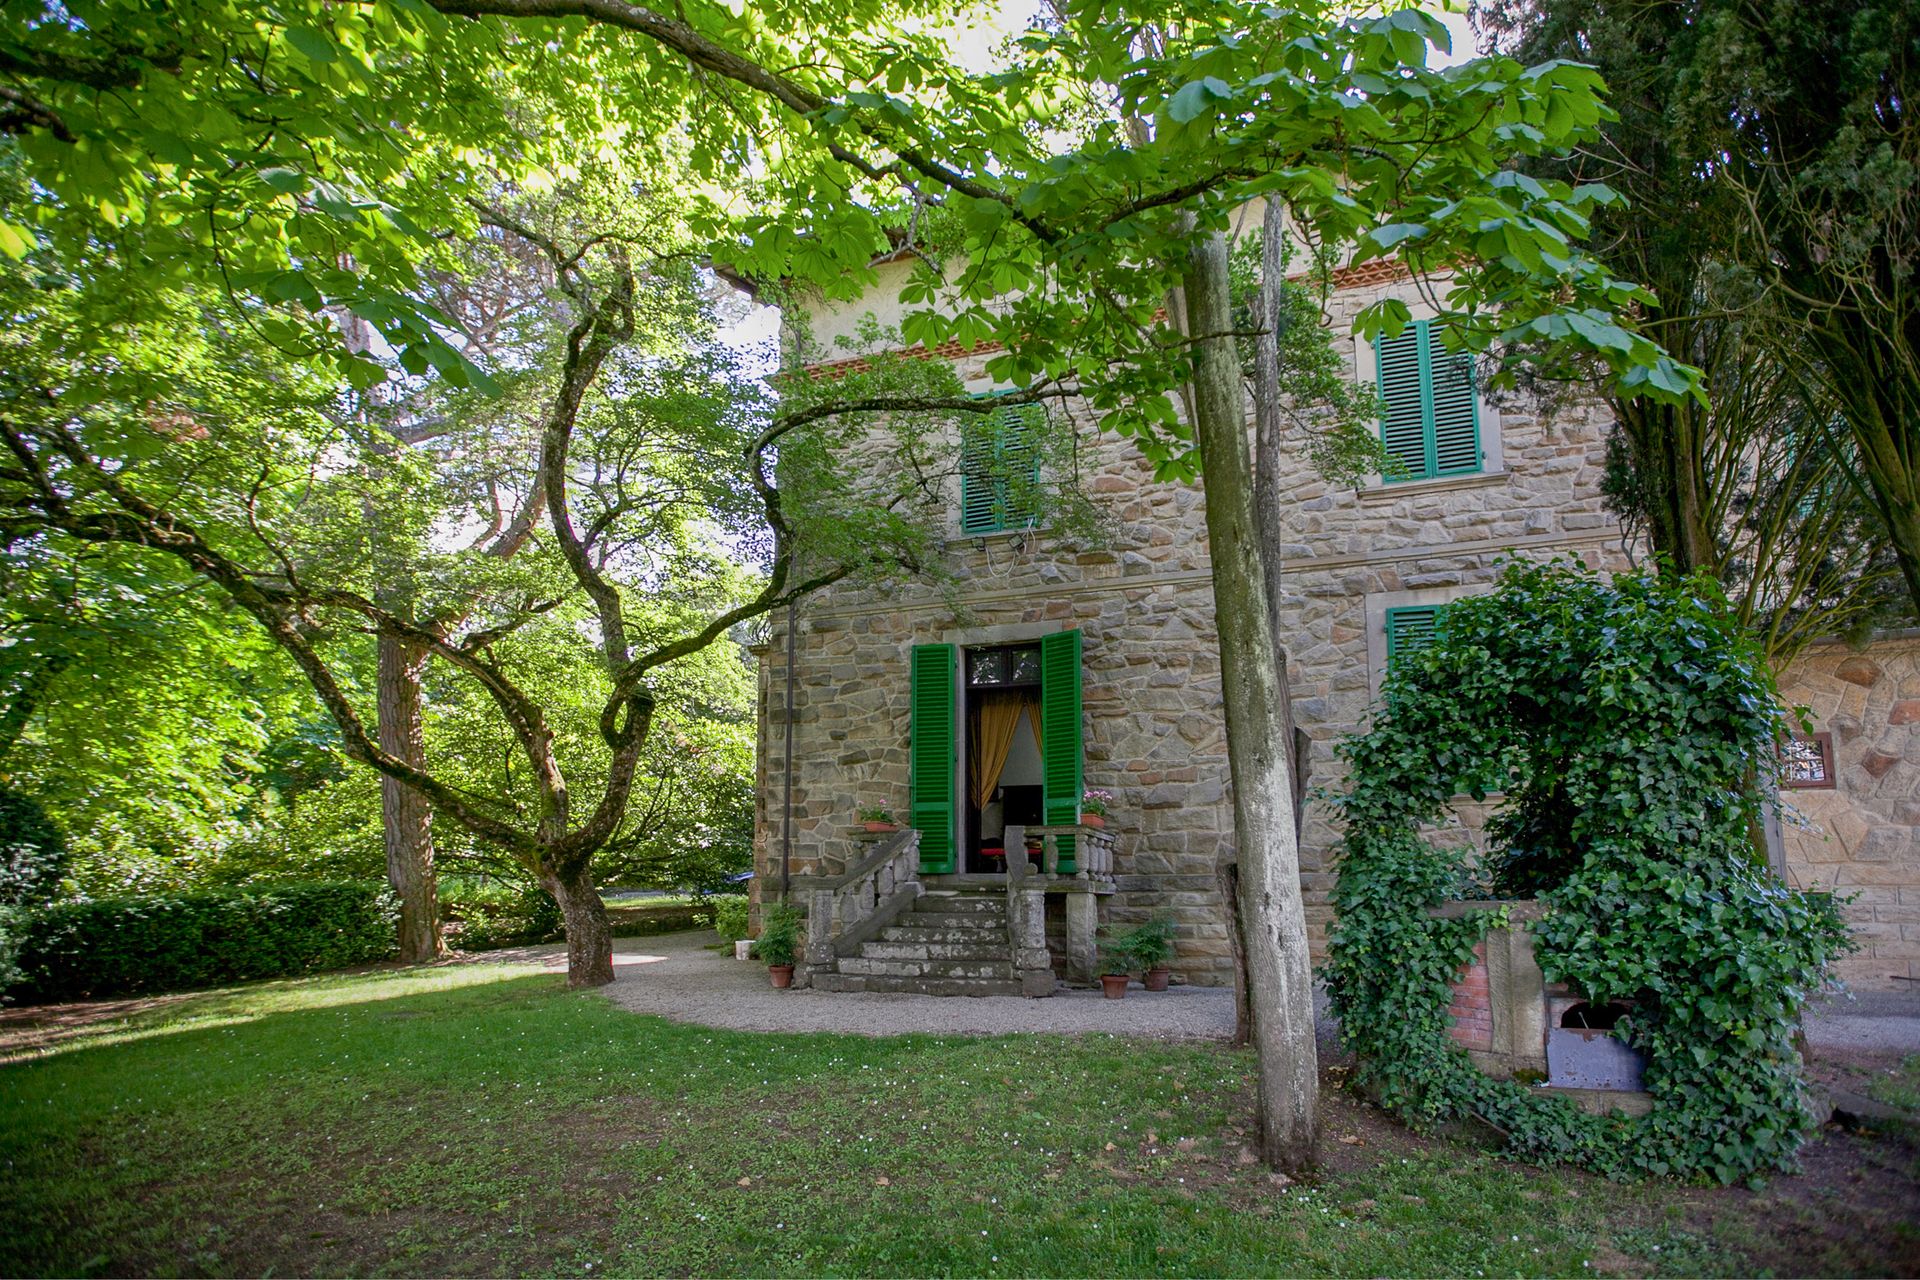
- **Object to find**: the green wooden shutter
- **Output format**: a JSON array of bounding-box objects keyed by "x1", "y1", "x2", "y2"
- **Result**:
[
  {"x1": 960, "y1": 401, "x2": 1041, "y2": 535},
  {"x1": 1385, "y1": 605, "x2": 1444, "y2": 665},
  {"x1": 909, "y1": 643, "x2": 957, "y2": 873},
  {"x1": 1377, "y1": 321, "x2": 1482, "y2": 481},
  {"x1": 1040, "y1": 628, "x2": 1083, "y2": 873},
  {"x1": 1375, "y1": 326, "x2": 1428, "y2": 479},
  {"x1": 1429, "y1": 338, "x2": 1482, "y2": 476}
]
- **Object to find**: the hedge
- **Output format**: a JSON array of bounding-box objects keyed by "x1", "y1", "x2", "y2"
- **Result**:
[{"x1": 5, "y1": 882, "x2": 397, "y2": 1004}]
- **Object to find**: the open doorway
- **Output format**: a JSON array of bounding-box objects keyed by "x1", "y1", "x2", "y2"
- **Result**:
[{"x1": 963, "y1": 643, "x2": 1045, "y2": 874}]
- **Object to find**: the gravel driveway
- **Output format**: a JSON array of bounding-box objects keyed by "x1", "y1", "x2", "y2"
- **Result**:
[
  {"x1": 503, "y1": 929, "x2": 1239, "y2": 1040},
  {"x1": 491, "y1": 929, "x2": 1920, "y2": 1053}
]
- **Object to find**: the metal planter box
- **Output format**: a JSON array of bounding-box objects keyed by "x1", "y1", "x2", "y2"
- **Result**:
[{"x1": 1546, "y1": 1026, "x2": 1646, "y2": 1091}]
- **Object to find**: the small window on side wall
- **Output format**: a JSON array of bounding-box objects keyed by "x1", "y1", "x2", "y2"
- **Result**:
[
  {"x1": 1376, "y1": 320, "x2": 1483, "y2": 482},
  {"x1": 1385, "y1": 604, "x2": 1446, "y2": 667},
  {"x1": 1782, "y1": 732, "x2": 1836, "y2": 789}
]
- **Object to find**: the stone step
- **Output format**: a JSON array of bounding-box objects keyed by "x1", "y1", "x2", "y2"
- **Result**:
[
  {"x1": 882, "y1": 916, "x2": 1005, "y2": 937},
  {"x1": 838, "y1": 956, "x2": 1017, "y2": 981},
  {"x1": 911, "y1": 895, "x2": 1007, "y2": 916},
  {"x1": 859, "y1": 940, "x2": 1009, "y2": 962},
  {"x1": 878, "y1": 928, "x2": 1006, "y2": 949},
  {"x1": 813, "y1": 972, "x2": 1026, "y2": 997}
]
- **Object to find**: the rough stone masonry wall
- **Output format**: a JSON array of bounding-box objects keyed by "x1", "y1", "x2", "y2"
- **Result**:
[
  {"x1": 1778, "y1": 634, "x2": 1920, "y2": 990},
  {"x1": 753, "y1": 340, "x2": 1242, "y2": 984}
]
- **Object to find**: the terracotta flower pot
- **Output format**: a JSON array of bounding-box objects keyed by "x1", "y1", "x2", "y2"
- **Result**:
[
  {"x1": 863, "y1": 821, "x2": 897, "y2": 833},
  {"x1": 1081, "y1": 814, "x2": 1106, "y2": 829},
  {"x1": 1143, "y1": 966, "x2": 1170, "y2": 992},
  {"x1": 768, "y1": 964, "x2": 795, "y2": 989},
  {"x1": 1100, "y1": 973, "x2": 1130, "y2": 999}
]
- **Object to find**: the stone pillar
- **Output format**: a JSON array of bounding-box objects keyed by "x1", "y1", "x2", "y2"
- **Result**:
[
  {"x1": 1065, "y1": 890, "x2": 1099, "y2": 985},
  {"x1": 805, "y1": 888, "x2": 836, "y2": 973},
  {"x1": 1017, "y1": 887, "x2": 1053, "y2": 997}
]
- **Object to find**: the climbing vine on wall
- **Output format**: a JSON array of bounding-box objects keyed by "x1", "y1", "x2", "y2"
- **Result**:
[{"x1": 1325, "y1": 560, "x2": 1851, "y2": 1184}]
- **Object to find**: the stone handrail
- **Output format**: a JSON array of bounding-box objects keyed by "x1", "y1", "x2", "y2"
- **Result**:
[
  {"x1": 1024, "y1": 824, "x2": 1117, "y2": 885},
  {"x1": 803, "y1": 827, "x2": 923, "y2": 969}
]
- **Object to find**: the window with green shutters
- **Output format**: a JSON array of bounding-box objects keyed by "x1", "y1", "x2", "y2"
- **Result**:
[
  {"x1": 1384, "y1": 605, "x2": 1446, "y2": 666},
  {"x1": 908, "y1": 643, "x2": 958, "y2": 873},
  {"x1": 1375, "y1": 320, "x2": 1483, "y2": 482},
  {"x1": 960, "y1": 400, "x2": 1042, "y2": 535}
]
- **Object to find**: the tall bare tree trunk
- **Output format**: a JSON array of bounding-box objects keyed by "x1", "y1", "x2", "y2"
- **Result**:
[
  {"x1": 546, "y1": 863, "x2": 614, "y2": 987},
  {"x1": 377, "y1": 634, "x2": 446, "y2": 963},
  {"x1": 1184, "y1": 226, "x2": 1320, "y2": 1173},
  {"x1": 1249, "y1": 202, "x2": 1310, "y2": 836}
]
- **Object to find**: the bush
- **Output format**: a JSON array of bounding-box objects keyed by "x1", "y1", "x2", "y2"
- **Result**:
[
  {"x1": 0, "y1": 787, "x2": 70, "y2": 908},
  {"x1": 1326, "y1": 561, "x2": 1852, "y2": 1184},
  {"x1": 7, "y1": 882, "x2": 397, "y2": 1003},
  {"x1": 440, "y1": 879, "x2": 563, "y2": 951},
  {"x1": 701, "y1": 894, "x2": 750, "y2": 942}
]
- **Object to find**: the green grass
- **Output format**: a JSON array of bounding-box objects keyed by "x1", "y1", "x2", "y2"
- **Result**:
[{"x1": 1, "y1": 958, "x2": 1914, "y2": 1278}]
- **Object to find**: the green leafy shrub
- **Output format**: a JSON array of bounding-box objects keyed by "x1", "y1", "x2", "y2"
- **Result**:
[
  {"x1": 701, "y1": 894, "x2": 750, "y2": 942},
  {"x1": 440, "y1": 879, "x2": 563, "y2": 951},
  {"x1": 0, "y1": 787, "x2": 70, "y2": 908},
  {"x1": 1325, "y1": 561, "x2": 1852, "y2": 1184},
  {"x1": 8, "y1": 882, "x2": 397, "y2": 1003}
]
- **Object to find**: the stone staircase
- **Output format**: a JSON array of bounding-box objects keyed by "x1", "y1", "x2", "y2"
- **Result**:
[{"x1": 811, "y1": 890, "x2": 1025, "y2": 996}]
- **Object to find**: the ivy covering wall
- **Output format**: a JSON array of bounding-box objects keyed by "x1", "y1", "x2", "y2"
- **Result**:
[{"x1": 1325, "y1": 561, "x2": 1851, "y2": 1184}]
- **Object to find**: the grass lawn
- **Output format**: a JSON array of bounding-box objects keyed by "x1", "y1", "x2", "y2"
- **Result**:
[{"x1": 1, "y1": 951, "x2": 1915, "y2": 1279}]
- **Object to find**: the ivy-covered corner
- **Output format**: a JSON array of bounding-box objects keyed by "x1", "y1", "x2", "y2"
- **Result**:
[{"x1": 1324, "y1": 560, "x2": 1853, "y2": 1184}]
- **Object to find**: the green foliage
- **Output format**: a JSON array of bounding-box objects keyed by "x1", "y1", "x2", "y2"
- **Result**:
[
  {"x1": 757, "y1": 902, "x2": 804, "y2": 968},
  {"x1": 704, "y1": 894, "x2": 751, "y2": 942},
  {"x1": 1325, "y1": 560, "x2": 1853, "y2": 1184},
  {"x1": 0, "y1": 787, "x2": 69, "y2": 908},
  {"x1": 440, "y1": 878, "x2": 565, "y2": 951},
  {"x1": 1103, "y1": 913, "x2": 1178, "y2": 972},
  {"x1": 7, "y1": 882, "x2": 396, "y2": 1003},
  {"x1": 856, "y1": 807, "x2": 896, "y2": 824}
]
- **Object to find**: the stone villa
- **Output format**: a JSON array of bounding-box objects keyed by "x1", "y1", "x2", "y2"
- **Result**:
[{"x1": 750, "y1": 252, "x2": 1920, "y2": 997}]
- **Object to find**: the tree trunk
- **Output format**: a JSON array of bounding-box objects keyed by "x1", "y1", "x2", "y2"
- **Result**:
[
  {"x1": 547, "y1": 863, "x2": 615, "y2": 988},
  {"x1": 1617, "y1": 396, "x2": 1718, "y2": 577},
  {"x1": 1250, "y1": 200, "x2": 1310, "y2": 836},
  {"x1": 1183, "y1": 226, "x2": 1321, "y2": 1174},
  {"x1": 377, "y1": 634, "x2": 446, "y2": 963}
]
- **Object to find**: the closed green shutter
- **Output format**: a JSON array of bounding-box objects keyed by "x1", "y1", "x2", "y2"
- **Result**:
[
  {"x1": 960, "y1": 401, "x2": 1041, "y2": 535},
  {"x1": 1376, "y1": 327, "x2": 1427, "y2": 478},
  {"x1": 909, "y1": 643, "x2": 957, "y2": 873},
  {"x1": 1039, "y1": 628, "x2": 1083, "y2": 874},
  {"x1": 1376, "y1": 321, "x2": 1482, "y2": 481},
  {"x1": 1384, "y1": 605, "x2": 1444, "y2": 665}
]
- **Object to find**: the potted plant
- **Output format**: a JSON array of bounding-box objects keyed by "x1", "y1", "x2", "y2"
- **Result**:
[
  {"x1": 1116, "y1": 914, "x2": 1177, "y2": 991},
  {"x1": 1080, "y1": 788, "x2": 1114, "y2": 830},
  {"x1": 857, "y1": 806, "x2": 898, "y2": 834},
  {"x1": 1098, "y1": 950, "x2": 1132, "y2": 999},
  {"x1": 758, "y1": 902, "x2": 804, "y2": 989}
]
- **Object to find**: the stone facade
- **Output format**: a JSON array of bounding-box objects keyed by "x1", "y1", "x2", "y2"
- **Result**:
[
  {"x1": 1777, "y1": 634, "x2": 1920, "y2": 989},
  {"x1": 753, "y1": 259, "x2": 1920, "y2": 993}
]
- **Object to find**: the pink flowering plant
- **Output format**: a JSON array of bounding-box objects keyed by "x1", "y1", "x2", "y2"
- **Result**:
[{"x1": 1080, "y1": 788, "x2": 1114, "y2": 818}]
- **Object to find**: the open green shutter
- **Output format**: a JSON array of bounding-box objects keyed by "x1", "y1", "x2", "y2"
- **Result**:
[
  {"x1": 1376, "y1": 327, "x2": 1428, "y2": 479},
  {"x1": 1040, "y1": 629, "x2": 1083, "y2": 873},
  {"x1": 909, "y1": 643, "x2": 957, "y2": 873},
  {"x1": 1428, "y1": 337, "x2": 1482, "y2": 476}
]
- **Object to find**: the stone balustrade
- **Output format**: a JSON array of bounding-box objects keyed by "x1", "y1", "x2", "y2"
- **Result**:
[{"x1": 801, "y1": 828, "x2": 923, "y2": 975}]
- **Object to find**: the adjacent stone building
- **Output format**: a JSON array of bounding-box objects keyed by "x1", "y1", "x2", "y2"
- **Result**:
[{"x1": 751, "y1": 255, "x2": 1920, "y2": 994}]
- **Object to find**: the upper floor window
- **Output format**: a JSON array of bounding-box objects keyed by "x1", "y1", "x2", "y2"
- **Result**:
[
  {"x1": 1376, "y1": 320, "x2": 1483, "y2": 482},
  {"x1": 960, "y1": 400, "x2": 1042, "y2": 535}
]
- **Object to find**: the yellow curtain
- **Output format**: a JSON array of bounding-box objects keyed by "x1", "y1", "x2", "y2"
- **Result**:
[{"x1": 969, "y1": 691, "x2": 1025, "y2": 811}]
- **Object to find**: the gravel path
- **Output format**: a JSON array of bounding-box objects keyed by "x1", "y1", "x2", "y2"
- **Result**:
[
  {"x1": 490, "y1": 930, "x2": 1920, "y2": 1053},
  {"x1": 500, "y1": 930, "x2": 1239, "y2": 1040}
]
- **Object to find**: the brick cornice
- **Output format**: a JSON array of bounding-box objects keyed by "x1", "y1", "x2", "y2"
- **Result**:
[{"x1": 796, "y1": 258, "x2": 1413, "y2": 381}]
